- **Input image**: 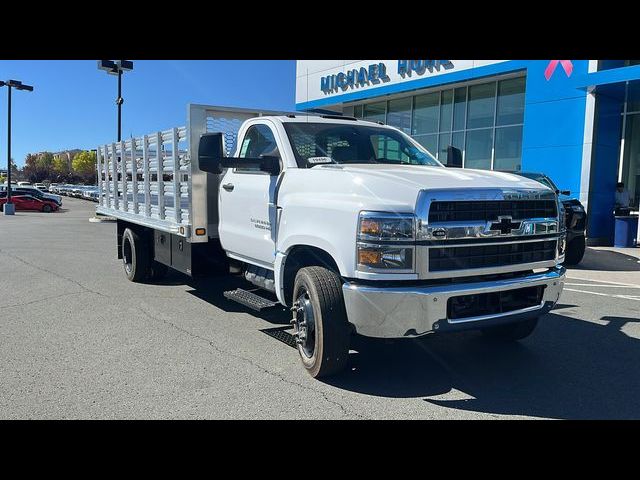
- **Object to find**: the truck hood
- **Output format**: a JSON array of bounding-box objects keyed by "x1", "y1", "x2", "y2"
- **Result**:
[
  {"x1": 324, "y1": 164, "x2": 551, "y2": 192},
  {"x1": 281, "y1": 164, "x2": 556, "y2": 218}
]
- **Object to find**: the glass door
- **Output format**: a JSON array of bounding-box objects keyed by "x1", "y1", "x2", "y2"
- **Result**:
[{"x1": 620, "y1": 81, "x2": 640, "y2": 208}]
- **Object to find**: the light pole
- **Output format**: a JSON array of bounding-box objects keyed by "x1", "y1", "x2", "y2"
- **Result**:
[
  {"x1": 1, "y1": 80, "x2": 34, "y2": 216},
  {"x1": 97, "y1": 60, "x2": 134, "y2": 142}
]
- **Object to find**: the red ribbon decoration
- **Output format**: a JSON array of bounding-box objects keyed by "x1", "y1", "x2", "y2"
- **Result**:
[{"x1": 544, "y1": 60, "x2": 573, "y2": 81}]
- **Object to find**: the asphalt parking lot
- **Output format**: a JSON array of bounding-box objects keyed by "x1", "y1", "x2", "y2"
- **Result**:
[{"x1": 1, "y1": 198, "x2": 640, "y2": 419}]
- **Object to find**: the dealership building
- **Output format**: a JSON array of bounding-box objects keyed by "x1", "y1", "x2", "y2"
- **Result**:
[{"x1": 295, "y1": 60, "x2": 640, "y2": 245}]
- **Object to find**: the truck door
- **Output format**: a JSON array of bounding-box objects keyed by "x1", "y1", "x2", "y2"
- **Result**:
[{"x1": 218, "y1": 122, "x2": 282, "y2": 267}]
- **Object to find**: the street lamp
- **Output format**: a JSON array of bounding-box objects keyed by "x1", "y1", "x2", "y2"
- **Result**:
[
  {"x1": 1, "y1": 80, "x2": 34, "y2": 216},
  {"x1": 97, "y1": 60, "x2": 134, "y2": 142}
]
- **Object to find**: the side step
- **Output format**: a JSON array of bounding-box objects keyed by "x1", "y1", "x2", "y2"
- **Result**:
[{"x1": 223, "y1": 288, "x2": 279, "y2": 312}]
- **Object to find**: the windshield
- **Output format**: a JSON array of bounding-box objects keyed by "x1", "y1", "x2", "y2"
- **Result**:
[
  {"x1": 517, "y1": 172, "x2": 558, "y2": 192},
  {"x1": 283, "y1": 122, "x2": 442, "y2": 168}
]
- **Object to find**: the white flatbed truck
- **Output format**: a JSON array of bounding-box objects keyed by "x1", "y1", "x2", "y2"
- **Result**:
[{"x1": 97, "y1": 104, "x2": 567, "y2": 378}]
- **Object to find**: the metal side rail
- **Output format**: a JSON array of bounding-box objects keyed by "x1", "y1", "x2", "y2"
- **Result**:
[{"x1": 96, "y1": 205, "x2": 191, "y2": 237}]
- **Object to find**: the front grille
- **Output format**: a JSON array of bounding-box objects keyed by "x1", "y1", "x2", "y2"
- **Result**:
[
  {"x1": 447, "y1": 285, "x2": 545, "y2": 320},
  {"x1": 429, "y1": 240, "x2": 557, "y2": 272},
  {"x1": 429, "y1": 200, "x2": 558, "y2": 223}
]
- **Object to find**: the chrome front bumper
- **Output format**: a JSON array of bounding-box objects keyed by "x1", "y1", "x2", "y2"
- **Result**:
[{"x1": 342, "y1": 266, "x2": 566, "y2": 338}]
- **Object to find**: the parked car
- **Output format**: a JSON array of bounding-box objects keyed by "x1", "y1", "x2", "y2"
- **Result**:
[
  {"x1": 509, "y1": 171, "x2": 587, "y2": 265},
  {"x1": 1, "y1": 185, "x2": 63, "y2": 206},
  {"x1": 82, "y1": 187, "x2": 99, "y2": 201},
  {"x1": 0, "y1": 194, "x2": 59, "y2": 213},
  {"x1": 34, "y1": 183, "x2": 48, "y2": 192},
  {"x1": 56, "y1": 185, "x2": 76, "y2": 196}
]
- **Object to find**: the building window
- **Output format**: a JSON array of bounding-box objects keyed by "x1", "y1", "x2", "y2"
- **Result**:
[
  {"x1": 497, "y1": 77, "x2": 526, "y2": 126},
  {"x1": 351, "y1": 74, "x2": 526, "y2": 171},
  {"x1": 494, "y1": 126, "x2": 523, "y2": 171},
  {"x1": 465, "y1": 128, "x2": 493, "y2": 169},
  {"x1": 412, "y1": 92, "x2": 440, "y2": 136},
  {"x1": 387, "y1": 97, "x2": 412, "y2": 134},
  {"x1": 363, "y1": 102, "x2": 386, "y2": 123},
  {"x1": 467, "y1": 83, "x2": 496, "y2": 129}
]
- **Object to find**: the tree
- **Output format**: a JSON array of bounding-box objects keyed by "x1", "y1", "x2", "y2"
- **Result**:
[
  {"x1": 23, "y1": 152, "x2": 54, "y2": 183},
  {"x1": 36, "y1": 152, "x2": 54, "y2": 171},
  {"x1": 71, "y1": 150, "x2": 97, "y2": 182},
  {"x1": 52, "y1": 155, "x2": 69, "y2": 175}
]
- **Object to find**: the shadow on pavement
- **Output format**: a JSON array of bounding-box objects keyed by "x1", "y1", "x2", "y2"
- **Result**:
[
  {"x1": 184, "y1": 273, "x2": 290, "y2": 324},
  {"x1": 174, "y1": 272, "x2": 640, "y2": 419},
  {"x1": 322, "y1": 313, "x2": 640, "y2": 419},
  {"x1": 568, "y1": 247, "x2": 640, "y2": 272}
]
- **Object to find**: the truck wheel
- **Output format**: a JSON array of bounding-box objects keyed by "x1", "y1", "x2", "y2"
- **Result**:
[
  {"x1": 148, "y1": 261, "x2": 169, "y2": 281},
  {"x1": 291, "y1": 266, "x2": 351, "y2": 378},
  {"x1": 481, "y1": 317, "x2": 539, "y2": 341},
  {"x1": 564, "y1": 235, "x2": 586, "y2": 266},
  {"x1": 122, "y1": 228, "x2": 149, "y2": 283}
]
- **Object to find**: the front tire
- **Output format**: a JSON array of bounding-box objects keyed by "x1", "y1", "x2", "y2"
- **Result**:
[
  {"x1": 481, "y1": 317, "x2": 539, "y2": 341},
  {"x1": 122, "y1": 228, "x2": 149, "y2": 282},
  {"x1": 291, "y1": 266, "x2": 351, "y2": 378},
  {"x1": 564, "y1": 235, "x2": 586, "y2": 266},
  {"x1": 42, "y1": 204, "x2": 52, "y2": 213}
]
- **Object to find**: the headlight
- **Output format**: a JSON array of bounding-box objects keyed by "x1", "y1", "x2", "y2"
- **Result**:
[
  {"x1": 357, "y1": 212, "x2": 415, "y2": 272},
  {"x1": 358, "y1": 212, "x2": 415, "y2": 242},
  {"x1": 570, "y1": 204, "x2": 584, "y2": 212}
]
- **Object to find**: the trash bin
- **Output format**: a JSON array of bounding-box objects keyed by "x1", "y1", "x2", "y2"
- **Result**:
[{"x1": 614, "y1": 215, "x2": 639, "y2": 247}]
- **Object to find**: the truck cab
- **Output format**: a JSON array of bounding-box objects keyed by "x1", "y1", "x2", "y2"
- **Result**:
[{"x1": 97, "y1": 105, "x2": 566, "y2": 378}]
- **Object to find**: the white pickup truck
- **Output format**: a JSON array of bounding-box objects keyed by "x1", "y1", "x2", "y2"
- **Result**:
[{"x1": 97, "y1": 104, "x2": 566, "y2": 378}]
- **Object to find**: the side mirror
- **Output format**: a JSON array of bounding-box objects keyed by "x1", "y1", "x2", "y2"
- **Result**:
[
  {"x1": 199, "y1": 132, "x2": 281, "y2": 175},
  {"x1": 198, "y1": 133, "x2": 224, "y2": 174},
  {"x1": 259, "y1": 155, "x2": 281, "y2": 175}
]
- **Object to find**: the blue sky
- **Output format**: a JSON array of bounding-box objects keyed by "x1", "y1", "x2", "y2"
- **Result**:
[{"x1": 0, "y1": 60, "x2": 296, "y2": 167}]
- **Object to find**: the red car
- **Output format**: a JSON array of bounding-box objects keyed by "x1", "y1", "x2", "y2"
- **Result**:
[{"x1": 0, "y1": 194, "x2": 59, "y2": 213}]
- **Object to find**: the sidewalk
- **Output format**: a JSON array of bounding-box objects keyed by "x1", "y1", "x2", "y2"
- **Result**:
[{"x1": 565, "y1": 246, "x2": 640, "y2": 286}]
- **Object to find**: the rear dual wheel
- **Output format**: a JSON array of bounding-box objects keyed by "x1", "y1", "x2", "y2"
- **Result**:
[
  {"x1": 121, "y1": 228, "x2": 169, "y2": 282},
  {"x1": 122, "y1": 228, "x2": 173, "y2": 284},
  {"x1": 122, "y1": 228, "x2": 149, "y2": 282}
]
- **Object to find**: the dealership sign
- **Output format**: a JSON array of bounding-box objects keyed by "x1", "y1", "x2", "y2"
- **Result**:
[
  {"x1": 297, "y1": 60, "x2": 507, "y2": 105},
  {"x1": 320, "y1": 60, "x2": 454, "y2": 94},
  {"x1": 320, "y1": 63, "x2": 390, "y2": 93}
]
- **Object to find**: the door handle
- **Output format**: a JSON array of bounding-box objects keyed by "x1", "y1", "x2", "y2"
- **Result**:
[{"x1": 222, "y1": 183, "x2": 234, "y2": 192}]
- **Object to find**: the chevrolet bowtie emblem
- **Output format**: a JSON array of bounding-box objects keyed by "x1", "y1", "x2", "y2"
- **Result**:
[{"x1": 489, "y1": 216, "x2": 521, "y2": 235}]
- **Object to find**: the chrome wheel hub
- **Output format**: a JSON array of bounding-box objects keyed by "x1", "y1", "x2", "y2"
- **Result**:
[{"x1": 291, "y1": 289, "x2": 316, "y2": 358}]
